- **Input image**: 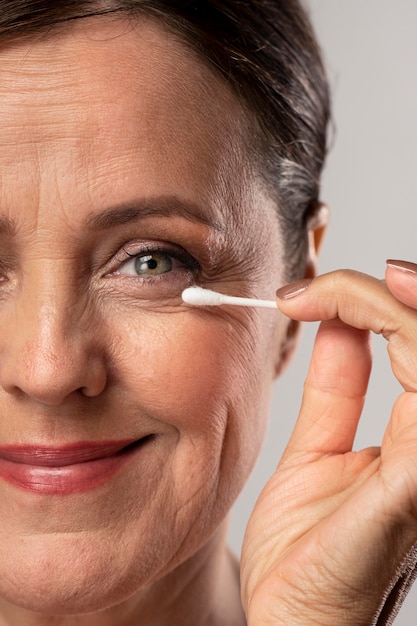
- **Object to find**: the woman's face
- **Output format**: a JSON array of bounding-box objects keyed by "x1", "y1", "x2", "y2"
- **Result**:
[{"x1": 0, "y1": 17, "x2": 291, "y2": 614}]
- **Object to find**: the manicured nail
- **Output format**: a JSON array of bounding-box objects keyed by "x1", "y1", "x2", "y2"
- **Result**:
[
  {"x1": 276, "y1": 278, "x2": 312, "y2": 300},
  {"x1": 386, "y1": 259, "x2": 417, "y2": 274}
]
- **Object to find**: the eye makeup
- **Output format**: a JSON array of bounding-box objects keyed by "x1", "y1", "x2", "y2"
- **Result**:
[
  {"x1": 115, "y1": 245, "x2": 200, "y2": 278},
  {"x1": 104, "y1": 241, "x2": 201, "y2": 301}
]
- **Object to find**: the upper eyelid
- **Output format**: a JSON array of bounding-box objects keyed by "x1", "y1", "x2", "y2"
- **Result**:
[
  {"x1": 119, "y1": 243, "x2": 160, "y2": 260},
  {"x1": 112, "y1": 243, "x2": 167, "y2": 266},
  {"x1": 116, "y1": 240, "x2": 187, "y2": 257}
]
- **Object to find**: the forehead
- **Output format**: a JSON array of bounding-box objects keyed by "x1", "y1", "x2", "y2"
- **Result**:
[
  {"x1": 0, "y1": 16, "x2": 240, "y2": 132},
  {"x1": 0, "y1": 16, "x2": 254, "y2": 227}
]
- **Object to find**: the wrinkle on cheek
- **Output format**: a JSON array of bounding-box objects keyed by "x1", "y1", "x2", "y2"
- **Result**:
[
  {"x1": 166, "y1": 428, "x2": 229, "y2": 549},
  {"x1": 107, "y1": 306, "x2": 254, "y2": 412}
]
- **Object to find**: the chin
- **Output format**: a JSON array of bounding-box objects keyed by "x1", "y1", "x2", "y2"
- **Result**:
[
  {"x1": 0, "y1": 534, "x2": 152, "y2": 616},
  {"x1": 0, "y1": 514, "x2": 224, "y2": 618}
]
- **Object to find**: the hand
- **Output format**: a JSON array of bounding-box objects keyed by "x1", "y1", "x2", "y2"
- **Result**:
[
  {"x1": 240, "y1": 264, "x2": 417, "y2": 626},
  {"x1": 385, "y1": 260, "x2": 417, "y2": 309}
]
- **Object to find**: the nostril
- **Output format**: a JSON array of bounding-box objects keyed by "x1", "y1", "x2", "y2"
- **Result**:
[{"x1": 0, "y1": 342, "x2": 108, "y2": 405}]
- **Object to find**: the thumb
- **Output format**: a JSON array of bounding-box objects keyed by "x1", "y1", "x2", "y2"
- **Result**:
[{"x1": 280, "y1": 317, "x2": 372, "y2": 467}]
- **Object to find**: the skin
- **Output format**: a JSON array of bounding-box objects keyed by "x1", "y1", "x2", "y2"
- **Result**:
[
  {"x1": 3, "y1": 10, "x2": 416, "y2": 626},
  {"x1": 0, "y1": 15, "x2": 304, "y2": 626},
  {"x1": 240, "y1": 266, "x2": 417, "y2": 625}
]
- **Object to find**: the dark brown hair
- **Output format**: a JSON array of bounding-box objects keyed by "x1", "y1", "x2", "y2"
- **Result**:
[{"x1": 0, "y1": 0, "x2": 330, "y2": 278}]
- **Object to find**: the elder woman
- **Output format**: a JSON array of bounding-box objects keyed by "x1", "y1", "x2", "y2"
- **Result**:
[{"x1": 0, "y1": 2, "x2": 416, "y2": 625}]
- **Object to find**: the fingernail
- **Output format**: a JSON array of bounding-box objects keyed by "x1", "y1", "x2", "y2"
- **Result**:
[
  {"x1": 276, "y1": 278, "x2": 312, "y2": 300},
  {"x1": 386, "y1": 259, "x2": 417, "y2": 274}
]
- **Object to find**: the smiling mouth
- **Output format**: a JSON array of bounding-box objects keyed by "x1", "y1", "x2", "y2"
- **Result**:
[{"x1": 0, "y1": 435, "x2": 155, "y2": 495}]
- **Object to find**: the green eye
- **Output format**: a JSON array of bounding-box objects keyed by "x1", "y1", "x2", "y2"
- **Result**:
[
  {"x1": 134, "y1": 252, "x2": 173, "y2": 276},
  {"x1": 114, "y1": 245, "x2": 200, "y2": 285}
]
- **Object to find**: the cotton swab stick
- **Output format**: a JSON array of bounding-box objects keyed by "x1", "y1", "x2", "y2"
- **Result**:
[{"x1": 182, "y1": 286, "x2": 278, "y2": 309}]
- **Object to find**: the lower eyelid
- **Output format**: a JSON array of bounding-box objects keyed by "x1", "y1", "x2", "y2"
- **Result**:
[{"x1": 103, "y1": 268, "x2": 197, "y2": 302}]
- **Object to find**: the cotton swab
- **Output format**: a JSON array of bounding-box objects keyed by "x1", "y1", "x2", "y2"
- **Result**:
[{"x1": 181, "y1": 286, "x2": 278, "y2": 309}]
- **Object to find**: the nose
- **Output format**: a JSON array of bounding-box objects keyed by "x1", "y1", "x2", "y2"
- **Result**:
[{"x1": 0, "y1": 283, "x2": 107, "y2": 406}]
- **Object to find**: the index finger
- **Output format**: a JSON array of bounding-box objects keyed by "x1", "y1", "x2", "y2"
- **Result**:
[{"x1": 276, "y1": 270, "x2": 417, "y2": 392}]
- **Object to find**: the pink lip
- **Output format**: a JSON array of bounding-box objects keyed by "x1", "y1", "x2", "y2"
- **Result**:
[{"x1": 0, "y1": 438, "x2": 152, "y2": 495}]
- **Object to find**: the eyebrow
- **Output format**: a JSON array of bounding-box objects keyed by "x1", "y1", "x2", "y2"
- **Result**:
[{"x1": 86, "y1": 196, "x2": 224, "y2": 232}]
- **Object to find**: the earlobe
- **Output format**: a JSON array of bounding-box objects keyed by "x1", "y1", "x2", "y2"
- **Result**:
[{"x1": 304, "y1": 202, "x2": 329, "y2": 279}]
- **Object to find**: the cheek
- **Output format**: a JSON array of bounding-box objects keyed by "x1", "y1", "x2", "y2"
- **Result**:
[
  {"x1": 110, "y1": 309, "x2": 276, "y2": 493},
  {"x1": 111, "y1": 309, "x2": 269, "y2": 416}
]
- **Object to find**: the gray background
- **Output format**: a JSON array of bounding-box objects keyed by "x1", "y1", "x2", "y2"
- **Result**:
[{"x1": 228, "y1": 1, "x2": 417, "y2": 623}]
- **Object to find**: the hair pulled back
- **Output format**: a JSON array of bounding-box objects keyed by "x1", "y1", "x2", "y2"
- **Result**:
[{"x1": 0, "y1": 0, "x2": 330, "y2": 277}]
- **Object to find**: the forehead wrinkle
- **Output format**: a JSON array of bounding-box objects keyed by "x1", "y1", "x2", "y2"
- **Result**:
[
  {"x1": 0, "y1": 16, "x2": 258, "y2": 245},
  {"x1": 0, "y1": 17, "x2": 203, "y2": 108},
  {"x1": 0, "y1": 16, "x2": 250, "y2": 147}
]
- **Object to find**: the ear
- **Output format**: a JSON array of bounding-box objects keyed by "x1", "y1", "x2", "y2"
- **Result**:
[
  {"x1": 273, "y1": 202, "x2": 329, "y2": 378},
  {"x1": 304, "y1": 202, "x2": 329, "y2": 279}
]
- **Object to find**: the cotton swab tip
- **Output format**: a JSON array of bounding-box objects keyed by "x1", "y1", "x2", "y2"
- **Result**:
[
  {"x1": 182, "y1": 286, "x2": 278, "y2": 309},
  {"x1": 182, "y1": 286, "x2": 223, "y2": 306}
]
